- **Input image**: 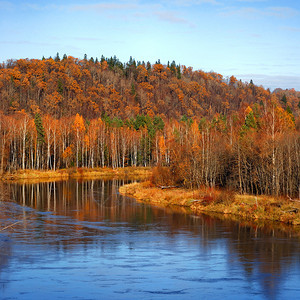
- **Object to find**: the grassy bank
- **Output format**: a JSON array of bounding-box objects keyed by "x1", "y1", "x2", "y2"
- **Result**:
[
  {"x1": 0, "y1": 167, "x2": 151, "y2": 183},
  {"x1": 119, "y1": 181, "x2": 300, "y2": 226}
]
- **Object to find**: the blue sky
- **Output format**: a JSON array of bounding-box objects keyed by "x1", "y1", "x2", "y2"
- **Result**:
[{"x1": 1, "y1": 0, "x2": 299, "y2": 90}]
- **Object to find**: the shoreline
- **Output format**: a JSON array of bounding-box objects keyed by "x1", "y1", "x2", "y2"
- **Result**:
[
  {"x1": 2, "y1": 167, "x2": 300, "y2": 226},
  {"x1": 119, "y1": 181, "x2": 300, "y2": 226},
  {"x1": 0, "y1": 167, "x2": 151, "y2": 183}
]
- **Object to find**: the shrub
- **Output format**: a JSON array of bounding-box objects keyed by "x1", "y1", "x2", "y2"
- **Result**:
[
  {"x1": 151, "y1": 165, "x2": 183, "y2": 186},
  {"x1": 215, "y1": 189, "x2": 236, "y2": 205}
]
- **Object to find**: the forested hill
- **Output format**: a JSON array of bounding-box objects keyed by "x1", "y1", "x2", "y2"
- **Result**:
[
  {"x1": 0, "y1": 55, "x2": 299, "y2": 197},
  {"x1": 0, "y1": 55, "x2": 299, "y2": 120}
]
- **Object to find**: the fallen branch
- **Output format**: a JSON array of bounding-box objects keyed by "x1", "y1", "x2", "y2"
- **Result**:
[
  {"x1": 0, "y1": 220, "x2": 22, "y2": 232},
  {"x1": 287, "y1": 196, "x2": 300, "y2": 203},
  {"x1": 289, "y1": 199, "x2": 300, "y2": 203},
  {"x1": 159, "y1": 185, "x2": 179, "y2": 189},
  {"x1": 285, "y1": 208, "x2": 299, "y2": 214}
]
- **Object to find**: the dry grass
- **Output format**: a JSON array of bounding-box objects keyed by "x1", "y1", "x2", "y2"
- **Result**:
[
  {"x1": 0, "y1": 167, "x2": 152, "y2": 183},
  {"x1": 69, "y1": 167, "x2": 151, "y2": 179},
  {"x1": 119, "y1": 182, "x2": 300, "y2": 226},
  {"x1": 1, "y1": 169, "x2": 69, "y2": 183}
]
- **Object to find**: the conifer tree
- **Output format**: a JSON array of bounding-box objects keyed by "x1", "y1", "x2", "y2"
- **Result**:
[
  {"x1": 281, "y1": 94, "x2": 287, "y2": 105},
  {"x1": 34, "y1": 113, "x2": 45, "y2": 146},
  {"x1": 176, "y1": 64, "x2": 181, "y2": 79},
  {"x1": 54, "y1": 52, "x2": 60, "y2": 62}
]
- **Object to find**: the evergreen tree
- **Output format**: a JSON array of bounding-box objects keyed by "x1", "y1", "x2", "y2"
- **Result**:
[
  {"x1": 176, "y1": 64, "x2": 181, "y2": 79},
  {"x1": 244, "y1": 111, "x2": 256, "y2": 129},
  {"x1": 54, "y1": 52, "x2": 60, "y2": 62},
  {"x1": 146, "y1": 61, "x2": 151, "y2": 71},
  {"x1": 170, "y1": 61, "x2": 176, "y2": 75},
  {"x1": 34, "y1": 113, "x2": 45, "y2": 145},
  {"x1": 111, "y1": 117, "x2": 123, "y2": 127},
  {"x1": 153, "y1": 116, "x2": 164, "y2": 131},
  {"x1": 286, "y1": 106, "x2": 295, "y2": 122},
  {"x1": 180, "y1": 115, "x2": 193, "y2": 126},
  {"x1": 281, "y1": 94, "x2": 287, "y2": 104},
  {"x1": 131, "y1": 83, "x2": 136, "y2": 95},
  {"x1": 57, "y1": 78, "x2": 64, "y2": 95}
]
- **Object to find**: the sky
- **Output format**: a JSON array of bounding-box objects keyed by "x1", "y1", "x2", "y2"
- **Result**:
[{"x1": 0, "y1": 0, "x2": 300, "y2": 91}]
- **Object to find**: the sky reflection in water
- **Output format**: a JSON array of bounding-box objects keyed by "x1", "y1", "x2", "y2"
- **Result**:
[{"x1": 0, "y1": 180, "x2": 299, "y2": 299}]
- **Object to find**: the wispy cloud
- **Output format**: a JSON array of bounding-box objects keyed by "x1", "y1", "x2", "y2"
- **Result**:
[
  {"x1": 236, "y1": 0, "x2": 268, "y2": 2},
  {"x1": 169, "y1": 0, "x2": 220, "y2": 5},
  {"x1": 154, "y1": 11, "x2": 189, "y2": 24},
  {"x1": 237, "y1": 74, "x2": 300, "y2": 90},
  {"x1": 266, "y1": 6, "x2": 299, "y2": 18},
  {"x1": 131, "y1": 9, "x2": 195, "y2": 27},
  {"x1": 0, "y1": 2, "x2": 64, "y2": 12},
  {"x1": 72, "y1": 37, "x2": 104, "y2": 41},
  {"x1": 20, "y1": 1, "x2": 193, "y2": 29},
  {"x1": 23, "y1": 3, "x2": 43, "y2": 10},
  {"x1": 17, "y1": 0, "x2": 218, "y2": 19},
  {"x1": 220, "y1": 6, "x2": 299, "y2": 18},
  {"x1": 0, "y1": 40, "x2": 59, "y2": 47},
  {"x1": 69, "y1": 3, "x2": 137, "y2": 12},
  {"x1": 220, "y1": 7, "x2": 259, "y2": 18},
  {"x1": 17, "y1": 2, "x2": 139, "y2": 13},
  {"x1": 281, "y1": 26, "x2": 300, "y2": 32},
  {"x1": 0, "y1": 1, "x2": 14, "y2": 10}
]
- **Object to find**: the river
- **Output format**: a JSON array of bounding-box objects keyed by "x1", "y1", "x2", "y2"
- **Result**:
[{"x1": 0, "y1": 179, "x2": 299, "y2": 299}]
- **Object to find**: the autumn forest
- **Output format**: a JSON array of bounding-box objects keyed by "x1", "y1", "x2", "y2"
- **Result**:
[{"x1": 0, "y1": 54, "x2": 299, "y2": 197}]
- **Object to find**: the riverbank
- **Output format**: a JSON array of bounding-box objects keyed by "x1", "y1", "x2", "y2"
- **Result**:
[
  {"x1": 0, "y1": 167, "x2": 151, "y2": 183},
  {"x1": 119, "y1": 181, "x2": 300, "y2": 226}
]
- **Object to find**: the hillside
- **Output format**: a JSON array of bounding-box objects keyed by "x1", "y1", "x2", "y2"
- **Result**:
[{"x1": 1, "y1": 55, "x2": 299, "y2": 120}]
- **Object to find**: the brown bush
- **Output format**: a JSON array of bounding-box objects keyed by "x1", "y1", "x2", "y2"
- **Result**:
[
  {"x1": 215, "y1": 189, "x2": 236, "y2": 205},
  {"x1": 151, "y1": 165, "x2": 184, "y2": 186}
]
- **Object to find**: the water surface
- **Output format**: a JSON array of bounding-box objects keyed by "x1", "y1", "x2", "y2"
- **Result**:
[{"x1": 0, "y1": 180, "x2": 299, "y2": 299}]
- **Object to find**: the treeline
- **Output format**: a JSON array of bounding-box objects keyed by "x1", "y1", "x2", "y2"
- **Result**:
[
  {"x1": 152, "y1": 104, "x2": 299, "y2": 198},
  {"x1": 0, "y1": 112, "x2": 165, "y2": 171},
  {"x1": 1, "y1": 54, "x2": 299, "y2": 119},
  {"x1": 0, "y1": 55, "x2": 299, "y2": 197},
  {"x1": 0, "y1": 106, "x2": 299, "y2": 197}
]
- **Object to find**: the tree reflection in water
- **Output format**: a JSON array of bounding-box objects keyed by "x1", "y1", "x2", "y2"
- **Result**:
[{"x1": 0, "y1": 179, "x2": 299, "y2": 299}]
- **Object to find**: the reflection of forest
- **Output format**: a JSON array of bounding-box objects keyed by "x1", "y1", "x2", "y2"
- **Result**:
[
  {"x1": 3, "y1": 179, "x2": 173, "y2": 246},
  {"x1": 0, "y1": 186, "x2": 14, "y2": 291},
  {"x1": 189, "y1": 214, "x2": 300, "y2": 299},
  {"x1": 1, "y1": 180, "x2": 300, "y2": 298},
  {"x1": 6, "y1": 179, "x2": 161, "y2": 224}
]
